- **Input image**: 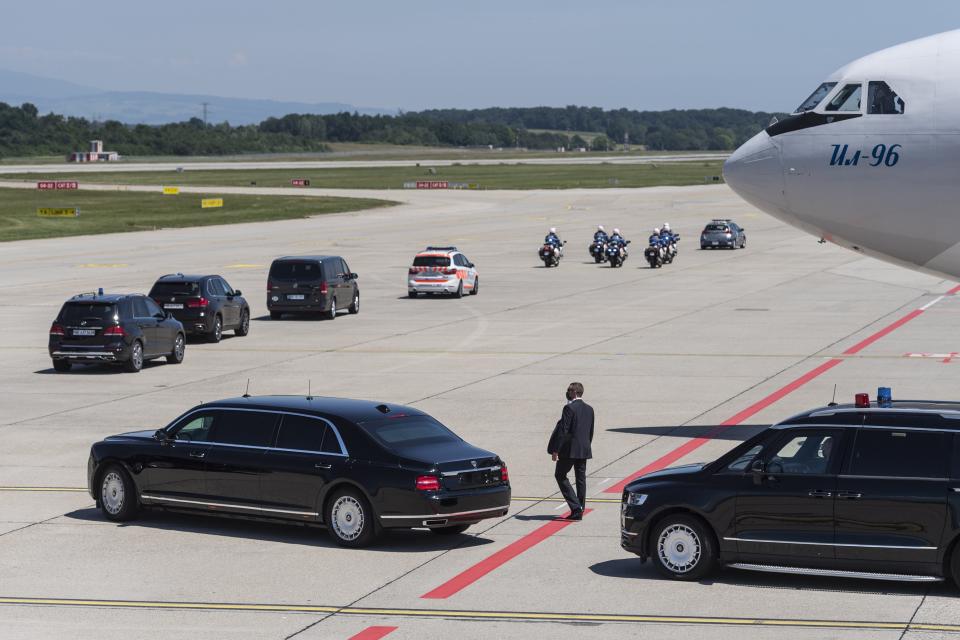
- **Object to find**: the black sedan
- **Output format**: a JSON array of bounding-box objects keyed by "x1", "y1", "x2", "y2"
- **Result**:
[{"x1": 88, "y1": 396, "x2": 511, "y2": 546}]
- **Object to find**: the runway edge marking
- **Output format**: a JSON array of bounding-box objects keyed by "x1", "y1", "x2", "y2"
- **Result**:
[{"x1": 0, "y1": 597, "x2": 956, "y2": 633}]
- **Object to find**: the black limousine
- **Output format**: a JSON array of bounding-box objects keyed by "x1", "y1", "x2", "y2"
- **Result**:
[
  {"x1": 621, "y1": 398, "x2": 960, "y2": 587},
  {"x1": 88, "y1": 396, "x2": 511, "y2": 546}
]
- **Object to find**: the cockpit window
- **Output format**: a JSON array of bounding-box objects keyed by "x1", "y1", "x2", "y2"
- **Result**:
[
  {"x1": 868, "y1": 81, "x2": 905, "y2": 114},
  {"x1": 825, "y1": 83, "x2": 863, "y2": 112},
  {"x1": 794, "y1": 82, "x2": 837, "y2": 113}
]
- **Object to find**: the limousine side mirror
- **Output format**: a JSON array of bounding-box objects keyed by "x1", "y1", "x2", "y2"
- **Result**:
[
  {"x1": 750, "y1": 459, "x2": 765, "y2": 485},
  {"x1": 154, "y1": 429, "x2": 171, "y2": 443}
]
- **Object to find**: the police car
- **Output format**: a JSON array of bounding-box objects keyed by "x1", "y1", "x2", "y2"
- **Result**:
[{"x1": 407, "y1": 247, "x2": 479, "y2": 298}]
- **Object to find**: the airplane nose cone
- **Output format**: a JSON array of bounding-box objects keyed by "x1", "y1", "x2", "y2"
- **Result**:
[{"x1": 724, "y1": 131, "x2": 785, "y2": 213}]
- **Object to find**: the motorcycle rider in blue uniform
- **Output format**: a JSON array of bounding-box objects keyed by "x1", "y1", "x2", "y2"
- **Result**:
[
  {"x1": 610, "y1": 228, "x2": 628, "y2": 258},
  {"x1": 545, "y1": 227, "x2": 563, "y2": 256},
  {"x1": 594, "y1": 225, "x2": 608, "y2": 244}
]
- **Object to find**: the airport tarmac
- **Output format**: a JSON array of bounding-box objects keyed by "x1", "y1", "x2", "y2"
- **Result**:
[
  {"x1": 1, "y1": 183, "x2": 959, "y2": 639},
  {"x1": 0, "y1": 151, "x2": 728, "y2": 175}
]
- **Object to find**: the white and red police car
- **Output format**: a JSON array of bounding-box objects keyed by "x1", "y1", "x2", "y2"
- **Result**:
[{"x1": 407, "y1": 246, "x2": 479, "y2": 298}]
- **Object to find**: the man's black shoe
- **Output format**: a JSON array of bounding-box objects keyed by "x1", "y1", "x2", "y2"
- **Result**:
[{"x1": 567, "y1": 511, "x2": 583, "y2": 521}]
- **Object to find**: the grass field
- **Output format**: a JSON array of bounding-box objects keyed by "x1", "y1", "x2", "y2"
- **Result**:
[
  {"x1": 0, "y1": 188, "x2": 394, "y2": 242},
  {"x1": 0, "y1": 161, "x2": 725, "y2": 191}
]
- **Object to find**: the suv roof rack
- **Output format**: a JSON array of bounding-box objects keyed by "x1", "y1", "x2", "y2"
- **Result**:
[{"x1": 425, "y1": 246, "x2": 458, "y2": 252}]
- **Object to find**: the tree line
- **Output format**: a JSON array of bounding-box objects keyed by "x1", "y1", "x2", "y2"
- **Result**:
[{"x1": 0, "y1": 101, "x2": 782, "y2": 158}]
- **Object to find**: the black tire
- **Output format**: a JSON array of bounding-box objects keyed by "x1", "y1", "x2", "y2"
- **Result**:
[
  {"x1": 327, "y1": 299, "x2": 337, "y2": 320},
  {"x1": 650, "y1": 515, "x2": 717, "y2": 581},
  {"x1": 97, "y1": 464, "x2": 139, "y2": 522},
  {"x1": 453, "y1": 281, "x2": 463, "y2": 298},
  {"x1": 270, "y1": 311, "x2": 282, "y2": 320},
  {"x1": 208, "y1": 315, "x2": 223, "y2": 343},
  {"x1": 950, "y1": 542, "x2": 960, "y2": 587},
  {"x1": 469, "y1": 277, "x2": 478, "y2": 295},
  {"x1": 741, "y1": 238, "x2": 747, "y2": 249},
  {"x1": 326, "y1": 488, "x2": 378, "y2": 548},
  {"x1": 235, "y1": 310, "x2": 250, "y2": 336},
  {"x1": 348, "y1": 290, "x2": 360, "y2": 314},
  {"x1": 408, "y1": 291, "x2": 418, "y2": 298},
  {"x1": 124, "y1": 341, "x2": 143, "y2": 373},
  {"x1": 53, "y1": 360, "x2": 72, "y2": 372},
  {"x1": 167, "y1": 333, "x2": 185, "y2": 364},
  {"x1": 430, "y1": 524, "x2": 471, "y2": 535}
]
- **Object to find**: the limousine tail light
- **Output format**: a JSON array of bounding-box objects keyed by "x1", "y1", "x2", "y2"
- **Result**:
[
  {"x1": 416, "y1": 475, "x2": 440, "y2": 492},
  {"x1": 500, "y1": 464, "x2": 509, "y2": 483},
  {"x1": 49, "y1": 322, "x2": 65, "y2": 336}
]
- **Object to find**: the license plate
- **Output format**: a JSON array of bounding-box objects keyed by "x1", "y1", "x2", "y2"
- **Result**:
[
  {"x1": 163, "y1": 303, "x2": 183, "y2": 309},
  {"x1": 712, "y1": 241, "x2": 719, "y2": 245},
  {"x1": 287, "y1": 294, "x2": 305, "y2": 300},
  {"x1": 73, "y1": 329, "x2": 95, "y2": 336}
]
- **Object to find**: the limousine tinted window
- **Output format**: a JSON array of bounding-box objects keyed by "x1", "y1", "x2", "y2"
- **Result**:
[
  {"x1": 276, "y1": 414, "x2": 340, "y2": 453},
  {"x1": 849, "y1": 428, "x2": 948, "y2": 478},
  {"x1": 210, "y1": 410, "x2": 278, "y2": 448},
  {"x1": 364, "y1": 416, "x2": 459, "y2": 448},
  {"x1": 174, "y1": 413, "x2": 214, "y2": 442}
]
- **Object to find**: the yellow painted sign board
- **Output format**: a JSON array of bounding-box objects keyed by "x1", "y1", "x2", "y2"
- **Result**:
[
  {"x1": 162, "y1": 186, "x2": 180, "y2": 195},
  {"x1": 37, "y1": 207, "x2": 79, "y2": 217},
  {"x1": 201, "y1": 198, "x2": 224, "y2": 209}
]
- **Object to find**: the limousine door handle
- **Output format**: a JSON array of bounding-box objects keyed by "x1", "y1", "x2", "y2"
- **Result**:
[
  {"x1": 807, "y1": 490, "x2": 832, "y2": 498},
  {"x1": 189, "y1": 450, "x2": 206, "y2": 459},
  {"x1": 837, "y1": 491, "x2": 862, "y2": 500},
  {"x1": 314, "y1": 463, "x2": 332, "y2": 470}
]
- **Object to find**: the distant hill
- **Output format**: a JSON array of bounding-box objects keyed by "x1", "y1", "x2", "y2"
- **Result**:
[{"x1": 0, "y1": 69, "x2": 395, "y2": 125}]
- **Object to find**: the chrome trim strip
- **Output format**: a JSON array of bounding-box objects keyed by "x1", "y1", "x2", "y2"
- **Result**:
[
  {"x1": 175, "y1": 440, "x2": 348, "y2": 459},
  {"x1": 620, "y1": 529, "x2": 639, "y2": 537},
  {"x1": 379, "y1": 506, "x2": 508, "y2": 520},
  {"x1": 52, "y1": 351, "x2": 115, "y2": 357},
  {"x1": 440, "y1": 465, "x2": 501, "y2": 477},
  {"x1": 141, "y1": 494, "x2": 318, "y2": 517},
  {"x1": 728, "y1": 562, "x2": 943, "y2": 583},
  {"x1": 723, "y1": 537, "x2": 936, "y2": 550},
  {"x1": 163, "y1": 407, "x2": 349, "y2": 457},
  {"x1": 838, "y1": 474, "x2": 946, "y2": 481}
]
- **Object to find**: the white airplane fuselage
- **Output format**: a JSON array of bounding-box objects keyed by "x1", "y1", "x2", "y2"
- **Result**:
[{"x1": 724, "y1": 30, "x2": 960, "y2": 280}]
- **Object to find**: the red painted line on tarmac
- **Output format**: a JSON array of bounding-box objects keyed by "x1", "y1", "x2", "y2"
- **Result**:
[
  {"x1": 420, "y1": 510, "x2": 593, "y2": 599},
  {"x1": 840, "y1": 309, "x2": 923, "y2": 355},
  {"x1": 949, "y1": 284, "x2": 960, "y2": 295},
  {"x1": 348, "y1": 626, "x2": 397, "y2": 640},
  {"x1": 606, "y1": 296, "x2": 949, "y2": 494}
]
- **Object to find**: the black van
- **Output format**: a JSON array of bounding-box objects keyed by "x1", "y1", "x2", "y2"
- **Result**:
[
  {"x1": 620, "y1": 399, "x2": 960, "y2": 587},
  {"x1": 267, "y1": 256, "x2": 359, "y2": 320}
]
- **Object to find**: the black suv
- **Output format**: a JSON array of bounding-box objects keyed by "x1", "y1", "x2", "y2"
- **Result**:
[
  {"x1": 49, "y1": 293, "x2": 185, "y2": 373},
  {"x1": 149, "y1": 274, "x2": 249, "y2": 342},
  {"x1": 87, "y1": 395, "x2": 510, "y2": 547},
  {"x1": 267, "y1": 256, "x2": 359, "y2": 320},
  {"x1": 621, "y1": 399, "x2": 960, "y2": 587}
]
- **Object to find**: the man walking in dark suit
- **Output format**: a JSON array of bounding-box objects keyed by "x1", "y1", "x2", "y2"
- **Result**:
[{"x1": 547, "y1": 382, "x2": 594, "y2": 520}]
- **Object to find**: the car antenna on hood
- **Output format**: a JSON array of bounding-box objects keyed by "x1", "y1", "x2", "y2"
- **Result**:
[{"x1": 242, "y1": 379, "x2": 251, "y2": 398}]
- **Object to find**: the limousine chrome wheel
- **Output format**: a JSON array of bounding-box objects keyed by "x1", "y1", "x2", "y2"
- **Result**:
[
  {"x1": 99, "y1": 465, "x2": 138, "y2": 522},
  {"x1": 327, "y1": 489, "x2": 376, "y2": 547},
  {"x1": 652, "y1": 515, "x2": 715, "y2": 580}
]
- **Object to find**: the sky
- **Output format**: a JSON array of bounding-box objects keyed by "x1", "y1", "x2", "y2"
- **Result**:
[{"x1": 2, "y1": 0, "x2": 960, "y2": 112}]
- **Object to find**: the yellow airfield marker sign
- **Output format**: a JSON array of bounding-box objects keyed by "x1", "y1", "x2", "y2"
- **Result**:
[
  {"x1": 37, "y1": 207, "x2": 79, "y2": 217},
  {"x1": 162, "y1": 186, "x2": 180, "y2": 195},
  {"x1": 201, "y1": 198, "x2": 224, "y2": 209}
]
